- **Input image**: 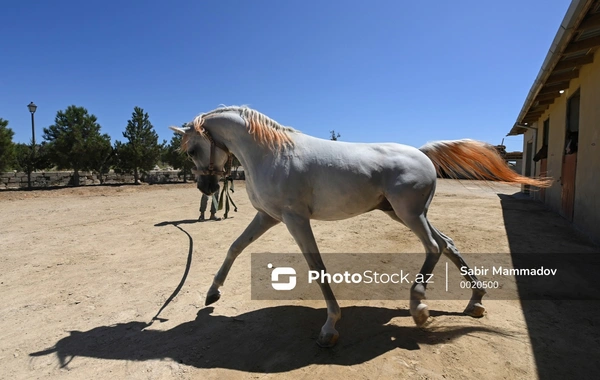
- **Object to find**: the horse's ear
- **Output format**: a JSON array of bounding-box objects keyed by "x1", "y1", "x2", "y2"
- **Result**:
[{"x1": 169, "y1": 126, "x2": 187, "y2": 135}]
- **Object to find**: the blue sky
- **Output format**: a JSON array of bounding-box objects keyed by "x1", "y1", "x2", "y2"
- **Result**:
[{"x1": 2, "y1": 0, "x2": 571, "y2": 153}]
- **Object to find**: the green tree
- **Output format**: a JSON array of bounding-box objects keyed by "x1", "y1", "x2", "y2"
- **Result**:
[
  {"x1": 0, "y1": 118, "x2": 15, "y2": 172},
  {"x1": 13, "y1": 142, "x2": 53, "y2": 173},
  {"x1": 114, "y1": 107, "x2": 163, "y2": 184},
  {"x1": 14, "y1": 143, "x2": 34, "y2": 173},
  {"x1": 162, "y1": 127, "x2": 194, "y2": 182},
  {"x1": 43, "y1": 105, "x2": 112, "y2": 186},
  {"x1": 329, "y1": 130, "x2": 341, "y2": 141},
  {"x1": 111, "y1": 140, "x2": 132, "y2": 175},
  {"x1": 87, "y1": 135, "x2": 114, "y2": 184}
]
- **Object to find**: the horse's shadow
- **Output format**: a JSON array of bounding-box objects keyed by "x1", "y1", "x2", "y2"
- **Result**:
[{"x1": 31, "y1": 305, "x2": 500, "y2": 373}]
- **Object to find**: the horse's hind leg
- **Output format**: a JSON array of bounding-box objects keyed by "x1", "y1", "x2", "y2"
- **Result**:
[
  {"x1": 386, "y1": 182, "x2": 486, "y2": 321},
  {"x1": 429, "y1": 225, "x2": 486, "y2": 318},
  {"x1": 403, "y1": 215, "x2": 442, "y2": 326},
  {"x1": 385, "y1": 199, "x2": 441, "y2": 326},
  {"x1": 282, "y1": 212, "x2": 341, "y2": 347},
  {"x1": 205, "y1": 211, "x2": 280, "y2": 305}
]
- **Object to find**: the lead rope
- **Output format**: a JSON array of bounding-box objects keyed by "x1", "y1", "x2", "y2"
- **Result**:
[{"x1": 217, "y1": 176, "x2": 238, "y2": 218}]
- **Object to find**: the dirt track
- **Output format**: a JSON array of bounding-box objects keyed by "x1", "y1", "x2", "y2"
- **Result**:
[{"x1": 1, "y1": 180, "x2": 599, "y2": 379}]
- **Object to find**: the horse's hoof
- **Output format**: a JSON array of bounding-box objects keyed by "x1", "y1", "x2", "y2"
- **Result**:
[
  {"x1": 205, "y1": 290, "x2": 221, "y2": 306},
  {"x1": 316, "y1": 329, "x2": 339, "y2": 348},
  {"x1": 410, "y1": 303, "x2": 430, "y2": 327},
  {"x1": 464, "y1": 302, "x2": 486, "y2": 318}
]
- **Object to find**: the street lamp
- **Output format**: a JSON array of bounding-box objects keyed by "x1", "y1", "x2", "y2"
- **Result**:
[
  {"x1": 27, "y1": 101, "x2": 37, "y2": 189},
  {"x1": 28, "y1": 101, "x2": 37, "y2": 146}
]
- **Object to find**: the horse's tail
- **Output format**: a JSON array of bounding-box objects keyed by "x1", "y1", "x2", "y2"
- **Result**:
[{"x1": 419, "y1": 139, "x2": 552, "y2": 188}]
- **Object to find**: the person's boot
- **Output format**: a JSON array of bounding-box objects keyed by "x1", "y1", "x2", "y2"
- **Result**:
[
  {"x1": 198, "y1": 213, "x2": 205, "y2": 222},
  {"x1": 209, "y1": 212, "x2": 221, "y2": 221}
]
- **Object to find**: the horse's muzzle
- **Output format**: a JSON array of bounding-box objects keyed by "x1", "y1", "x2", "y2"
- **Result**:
[{"x1": 197, "y1": 175, "x2": 220, "y2": 195}]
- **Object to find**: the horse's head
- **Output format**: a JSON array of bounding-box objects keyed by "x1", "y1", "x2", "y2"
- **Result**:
[{"x1": 170, "y1": 124, "x2": 230, "y2": 196}]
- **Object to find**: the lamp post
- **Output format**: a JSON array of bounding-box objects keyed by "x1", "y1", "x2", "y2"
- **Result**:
[{"x1": 27, "y1": 101, "x2": 37, "y2": 190}]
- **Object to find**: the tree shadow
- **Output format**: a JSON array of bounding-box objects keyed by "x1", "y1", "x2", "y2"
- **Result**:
[
  {"x1": 497, "y1": 192, "x2": 600, "y2": 379},
  {"x1": 30, "y1": 306, "x2": 501, "y2": 373}
]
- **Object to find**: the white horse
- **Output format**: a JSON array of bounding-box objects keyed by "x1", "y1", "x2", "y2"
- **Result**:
[{"x1": 170, "y1": 106, "x2": 550, "y2": 347}]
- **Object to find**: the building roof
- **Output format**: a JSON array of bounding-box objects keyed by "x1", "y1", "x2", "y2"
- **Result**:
[
  {"x1": 494, "y1": 144, "x2": 523, "y2": 159},
  {"x1": 505, "y1": 152, "x2": 523, "y2": 160},
  {"x1": 508, "y1": 0, "x2": 600, "y2": 136}
]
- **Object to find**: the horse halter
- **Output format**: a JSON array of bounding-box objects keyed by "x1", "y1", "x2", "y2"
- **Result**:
[{"x1": 192, "y1": 131, "x2": 233, "y2": 177}]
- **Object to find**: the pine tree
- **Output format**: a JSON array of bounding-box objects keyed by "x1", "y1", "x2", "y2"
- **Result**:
[
  {"x1": 162, "y1": 126, "x2": 194, "y2": 182},
  {"x1": 13, "y1": 142, "x2": 53, "y2": 173},
  {"x1": 115, "y1": 107, "x2": 163, "y2": 184},
  {"x1": 43, "y1": 106, "x2": 112, "y2": 186},
  {"x1": 0, "y1": 118, "x2": 15, "y2": 172}
]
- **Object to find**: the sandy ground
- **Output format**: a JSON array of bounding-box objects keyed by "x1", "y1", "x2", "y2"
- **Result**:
[{"x1": 1, "y1": 179, "x2": 599, "y2": 380}]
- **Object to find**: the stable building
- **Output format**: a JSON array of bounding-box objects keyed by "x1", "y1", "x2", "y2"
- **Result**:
[{"x1": 507, "y1": 0, "x2": 600, "y2": 243}]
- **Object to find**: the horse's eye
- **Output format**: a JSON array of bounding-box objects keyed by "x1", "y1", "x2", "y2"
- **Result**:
[{"x1": 188, "y1": 148, "x2": 197, "y2": 156}]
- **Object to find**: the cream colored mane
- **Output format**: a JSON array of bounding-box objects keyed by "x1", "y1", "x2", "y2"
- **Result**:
[{"x1": 190, "y1": 106, "x2": 298, "y2": 149}]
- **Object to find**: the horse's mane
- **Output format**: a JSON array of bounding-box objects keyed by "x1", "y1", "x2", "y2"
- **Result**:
[{"x1": 190, "y1": 105, "x2": 298, "y2": 149}]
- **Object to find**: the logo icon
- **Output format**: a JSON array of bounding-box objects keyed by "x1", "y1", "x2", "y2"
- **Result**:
[{"x1": 268, "y1": 263, "x2": 297, "y2": 290}]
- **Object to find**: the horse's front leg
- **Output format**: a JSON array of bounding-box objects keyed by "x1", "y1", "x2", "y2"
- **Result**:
[
  {"x1": 205, "y1": 211, "x2": 280, "y2": 305},
  {"x1": 282, "y1": 212, "x2": 341, "y2": 347}
]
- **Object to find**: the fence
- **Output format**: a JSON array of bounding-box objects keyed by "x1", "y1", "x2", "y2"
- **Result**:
[{"x1": 0, "y1": 169, "x2": 245, "y2": 190}]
